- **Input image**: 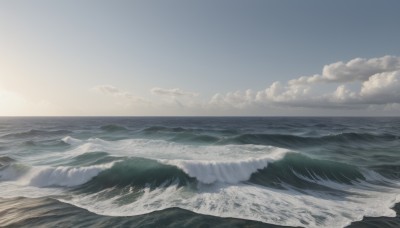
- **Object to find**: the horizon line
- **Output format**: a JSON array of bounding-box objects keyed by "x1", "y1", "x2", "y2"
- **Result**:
[{"x1": 0, "y1": 115, "x2": 399, "y2": 118}]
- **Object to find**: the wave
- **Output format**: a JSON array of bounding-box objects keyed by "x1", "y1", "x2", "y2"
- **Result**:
[
  {"x1": 0, "y1": 157, "x2": 192, "y2": 190},
  {"x1": 22, "y1": 139, "x2": 70, "y2": 148},
  {"x1": 0, "y1": 156, "x2": 16, "y2": 169},
  {"x1": 60, "y1": 132, "x2": 399, "y2": 160},
  {"x1": 64, "y1": 167, "x2": 400, "y2": 228},
  {"x1": 226, "y1": 132, "x2": 399, "y2": 148},
  {"x1": 0, "y1": 163, "x2": 114, "y2": 187},
  {"x1": 100, "y1": 124, "x2": 128, "y2": 132},
  {"x1": 62, "y1": 136, "x2": 83, "y2": 145},
  {"x1": 28, "y1": 164, "x2": 114, "y2": 187},
  {"x1": 163, "y1": 149, "x2": 288, "y2": 184},
  {"x1": 142, "y1": 126, "x2": 238, "y2": 135},
  {"x1": 5, "y1": 136, "x2": 391, "y2": 193},
  {"x1": 0, "y1": 197, "x2": 271, "y2": 228},
  {"x1": 370, "y1": 164, "x2": 400, "y2": 179},
  {"x1": 249, "y1": 153, "x2": 367, "y2": 191},
  {"x1": 79, "y1": 158, "x2": 194, "y2": 192},
  {"x1": 323, "y1": 132, "x2": 399, "y2": 142},
  {"x1": 0, "y1": 151, "x2": 291, "y2": 190},
  {"x1": 2, "y1": 129, "x2": 72, "y2": 139},
  {"x1": 1, "y1": 153, "x2": 391, "y2": 193},
  {"x1": 142, "y1": 126, "x2": 189, "y2": 133},
  {"x1": 58, "y1": 136, "x2": 286, "y2": 163},
  {"x1": 1, "y1": 154, "x2": 399, "y2": 228},
  {"x1": 66, "y1": 152, "x2": 116, "y2": 166},
  {"x1": 170, "y1": 133, "x2": 220, "y2": 144}
]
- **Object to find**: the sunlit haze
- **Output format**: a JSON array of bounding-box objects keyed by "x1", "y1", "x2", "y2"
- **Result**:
[{"x1": 1, "y1": 0, "x2": 400, "y2": 116}]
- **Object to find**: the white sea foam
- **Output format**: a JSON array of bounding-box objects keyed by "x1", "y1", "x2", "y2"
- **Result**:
[
  {"x1": 57, "y1": 137, "x2": 290, "y2": 184},
  {"x1": 0, "y1": 163, "x2": 29, "y2": 181},
  {"x1": 63, "y1": 178, "x2": 400, "y2": 228},
  {"x1": 162, "y1": 149, "x2": 287, "y2": 184},
  {"x1": 5, "y1": 136, "x2": 400, "y2": 227},
  {"x1": 59, "y1": 136, "x2": 290, "y2": 162},
  {"x1": 49, "y1": 137, "x2": 400, "y2": 227},
  {"x1": 62, "y1": 136, "x2": 83, "y2": 145},
  {"x1": 26, "y1": 163, "x2": 114, "y2": 187},
  {"x1": 0, "y1": 182, "x2": 65, "y2": 198},
  {"x1": 0, "y1": 162, "x2": 114, "y2": 187}
]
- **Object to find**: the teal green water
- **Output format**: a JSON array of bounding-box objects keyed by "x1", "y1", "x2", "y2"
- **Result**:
[{"x1": 0, "y1": 117, "x2": 400, "y2": 227}]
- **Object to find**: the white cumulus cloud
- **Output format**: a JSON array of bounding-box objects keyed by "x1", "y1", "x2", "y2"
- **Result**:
[
  {"x1": 210, "y1": 90, "x2": 255, "y2": 109},
  {"x1": 289, "y1": 55, "x2": 400, "y2": 85},
  {"x1": 359, "y1": 71, "x2": 400, "y2": 104},
  {"x1": 92, "y1": 56, "x2": 400, "y2": 115},
  {"x1": 208, "y1": 56, "x2": 400, "y2": 110}
]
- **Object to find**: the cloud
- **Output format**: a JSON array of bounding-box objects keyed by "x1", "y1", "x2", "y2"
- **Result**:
[
  {"x1": 93, "y1": 85, "x2": 150, "y2": 106},
  {"x1": 93, "y1": 57, "x2": 400, "y2": 115},
  {"x1": 359, "y1": 70, "x2": 400, "y2": 104},
  {"x1": 289, "y1": 55, "x2": 400, "y2": 85},
  {"x1": 95, "y1": 85, "x2": 121, "y2": 95},
  {"x1": 151, "y1": 87, "x2": 198, "y2": 97},
  {"x1": 150, "y1": 87, "x2": 201, "y2": 110},
  {"x1": 208, "y1": 56, "x2": 400, "y2": 110},
  {"x1": 94, "y1": 85, "x2": 200, "y2": 111},
  {"x1": 255, "y1": 82, "x2": 312, "y2": 104},
  {"x1": 210, "y1": 90, "x2": 255, "y2": 109}
]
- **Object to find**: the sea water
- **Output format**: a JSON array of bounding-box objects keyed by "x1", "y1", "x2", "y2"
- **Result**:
[{"x1": 0, "y1": 117, "x2": 399, "y2": 227}]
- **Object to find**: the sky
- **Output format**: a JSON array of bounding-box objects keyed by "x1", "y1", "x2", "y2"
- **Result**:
[{"x1": 1, "y1": 0, "x2": 400, "y2": 116}]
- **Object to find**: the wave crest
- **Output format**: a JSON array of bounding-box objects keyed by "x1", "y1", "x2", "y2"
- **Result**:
[
  {"x1": 30, "y1": 164, "x2": 114, "y2": 187},
  {"x1": 62, "y1": 136, "x2": 83, "y2": 145},
  {"x1": 0, "y1": 163, "x2": 114, "y2": 187},
  {"x1": 80, "y1": 158, "x2": 192, "y2": 192},
  {"x1": 163, "y1": 148, "x2": 289, "y2": 184}
]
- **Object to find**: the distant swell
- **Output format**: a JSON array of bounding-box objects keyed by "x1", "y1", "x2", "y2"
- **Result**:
[
  {"x1": 2, "y1": 129, "x2": 72, "y2": 139},
  {"x1": 143, "y1": 126, "x2": 195, "y2": 133},
  {"x1": 170, "y1": 133, "x2": 220, "y2": 144},
  {"x1": 100, "y1": 124, "x2": 128, "y2": 132},
  {"x1": 137, "y1": 126, "x2": 400, "y2": 147},
  {"x1": 227, "y1": 132, "x2": 399, "y2": 148},
  {"x1": 142, "y1": 126, "x2": 238, "y2": 135},
  {"x1": 22, "y1": 140, "x2": 70, "y2": 148}
]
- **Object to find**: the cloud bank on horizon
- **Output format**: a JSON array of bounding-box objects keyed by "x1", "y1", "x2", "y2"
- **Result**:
[
  {"x1": 94, "y1": 55, "x2": 400, "y2": 115},
  {"x1": 1, "y1": 55, "x2": 399, "y2": 116}
]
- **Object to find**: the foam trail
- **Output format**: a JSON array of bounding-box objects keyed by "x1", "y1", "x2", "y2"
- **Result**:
[
  {"x1": 0, "y1": 183, "x2": 65, "y2": 198},
  {"x1": 64, "y1": 180, "x2": 400, "y2": 228}
]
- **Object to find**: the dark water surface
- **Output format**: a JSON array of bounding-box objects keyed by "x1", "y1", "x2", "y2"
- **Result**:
[{"x1": 0, "y1": 117, "x2": 399, "y2": 227}]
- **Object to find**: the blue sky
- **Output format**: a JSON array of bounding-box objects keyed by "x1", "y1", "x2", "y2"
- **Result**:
[{"x1": 1, "y1": 0, "x2": 400, "y2": 116}]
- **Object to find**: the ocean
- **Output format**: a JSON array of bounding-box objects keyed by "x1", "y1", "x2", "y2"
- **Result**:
[{"x1": 0, "y1": 117, "x2": 399, "y2": 227}]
